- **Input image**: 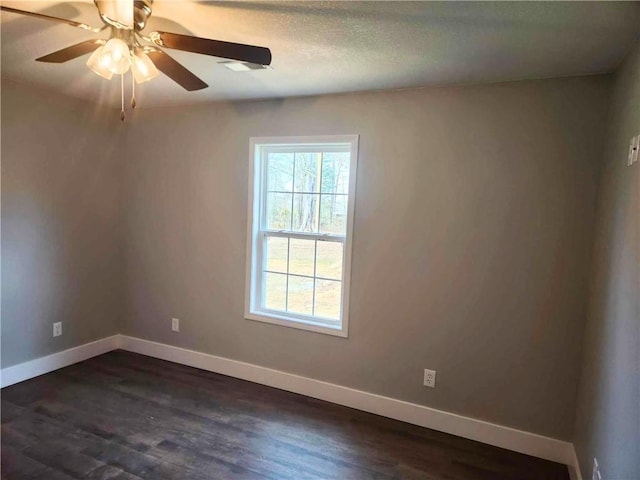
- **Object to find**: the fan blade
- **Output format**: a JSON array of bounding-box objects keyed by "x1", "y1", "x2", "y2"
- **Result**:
[
  {"x1": 0, "y1": 6, "x2": 104, "y2": 33},
  {"x1": 36, "y1": 40, "x2": 104, "y2": 63},
  {"x1": 146, "y1": 50, "x2": 208, "y2": 91},
  {"x1": 149, "y1": 31, "x2": 272, "y2": 66}
]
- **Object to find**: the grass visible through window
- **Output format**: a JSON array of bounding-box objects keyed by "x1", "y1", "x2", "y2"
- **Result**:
[{"x1": 264, "y1": 238, "x2": 342, "y2": 320}]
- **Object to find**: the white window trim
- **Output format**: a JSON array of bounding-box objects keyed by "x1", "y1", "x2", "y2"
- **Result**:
[{"x1": 245, "y1": 135, "x2": 359, "y2": 337}]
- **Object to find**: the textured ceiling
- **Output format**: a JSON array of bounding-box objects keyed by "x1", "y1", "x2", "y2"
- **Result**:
[{"x1": 2, "y1": 1, "x2": 639, "y2": 108}]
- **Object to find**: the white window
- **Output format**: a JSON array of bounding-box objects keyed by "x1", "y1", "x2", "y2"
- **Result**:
[{"x1": 245, "y1": 135, "x2": 358, "y2": 337}]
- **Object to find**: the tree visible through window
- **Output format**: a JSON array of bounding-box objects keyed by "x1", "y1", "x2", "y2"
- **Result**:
[{"x1": 246, "y1": 136, "x2": 358, "y2": 336}]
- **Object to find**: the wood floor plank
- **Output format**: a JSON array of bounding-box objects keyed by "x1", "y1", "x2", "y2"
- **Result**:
[
  {"x1": 82, "y1": 464, "x2": 142, "y2": 480},
  {"x1": 1, "y1": 351, "x2": 569, "y2": 480},
  {"x1": 1, "y1": 446, "x2": 49, "y2": 479}
]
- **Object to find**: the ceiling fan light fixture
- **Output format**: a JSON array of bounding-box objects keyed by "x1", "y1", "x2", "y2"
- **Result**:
[
  {"x1": 101, "y1": 38, "x2": 131, "y2": 74},
  {"x1": 132, "y1": 51, "x2": 159, "y2": 83},
  {"x1": 86, "y1": 46, "x2": 114, "y2": 80}
]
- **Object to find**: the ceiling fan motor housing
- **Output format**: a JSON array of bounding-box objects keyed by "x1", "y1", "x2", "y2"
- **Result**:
[
  {"x1": 133, "y1": 0, "x2": 153, "y2": 31},
  {"x1": 94, "y1": 0, "x2": 153, "y2": 31}
]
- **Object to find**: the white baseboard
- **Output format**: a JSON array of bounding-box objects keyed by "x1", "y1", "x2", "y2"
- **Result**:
[
  {"x1": 118, "y1": 335, "x2": 575, "y2": 466},
  {"x1": 0, "y1": 335, "x2": 121, "y2": 388},
  {"x1": 0, "y1": 333, "x2": 576, "y2": 467}
]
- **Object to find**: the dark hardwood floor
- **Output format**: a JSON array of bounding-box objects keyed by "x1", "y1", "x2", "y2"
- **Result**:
[{"x1": 1, "y1": 350, "x2": 569, "y2": 479}]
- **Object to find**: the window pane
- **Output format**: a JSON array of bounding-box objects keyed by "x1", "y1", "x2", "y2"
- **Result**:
[
  {"x1": 287, "y1": 275, "x2": 313, "y2": 316},
  {"x1": 320, "y1": 194, "x2": 347, "y2": 234},
  {"x1": 316, "y1": 241, "x2": 343, "y2": 280},
  {"x1": 289, "y1": 238, "x2": 315, "y2": 277},
  {"x1": 266, "y1": 237, "x2": 288, "y2": 273},
  {"x1": 266, "y1": 192, "x2": 292, "y2": 230},
  {"x1": 321, "y1": 152, "x2": 350, "y2": 194},
  {"x1": 294, "y1": 152, "x2": 321, "y2": 193},
  {"x1": 267, "y1": 153, "x2": 294, "y2": 192},
  {"x1": 314, "y1": 279, "x2": 341, "y2": 320},
  {"x1": 292, "y1": 193, "x2": 319, "y2": 233},
  {"x1": 264, "y1": 272, "x2": 287, "y2": 311}
]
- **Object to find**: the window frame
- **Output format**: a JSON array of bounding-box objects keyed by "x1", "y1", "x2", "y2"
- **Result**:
[{"x1": 245, "y1": 135, "x2": 359, "y2": 337}]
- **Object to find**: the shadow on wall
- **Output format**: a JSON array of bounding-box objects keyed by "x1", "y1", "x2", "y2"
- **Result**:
[{"x1": 1, "y1": 80, "x2": 126, "y2": 367}]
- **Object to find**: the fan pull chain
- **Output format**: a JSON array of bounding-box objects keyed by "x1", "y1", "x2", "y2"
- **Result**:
[
  {"x1": 120, "y1": 74, "x2": 126, "y2": 122},
  {"x1": 131, "y1": 71, "x2": 136, "y2": 109}
]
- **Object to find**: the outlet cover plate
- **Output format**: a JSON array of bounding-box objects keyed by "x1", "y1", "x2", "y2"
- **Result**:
[
  {"x1": 172, "y1": 318, "x2": 180, "y2": 332},
  {"x1": 628, "y1": 135, "x2": 639, "y2": 166},
  {"x1": 53, "y1": 322, "x2": 62, "y2": 337},
  {"x1": 423, "y1": 369, "x2": 436, "y2": 388},
  {"x1": 592, "y1": 458, "x2": 601, "y2": 480}
]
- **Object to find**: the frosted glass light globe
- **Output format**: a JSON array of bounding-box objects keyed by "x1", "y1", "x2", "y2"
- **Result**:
[
  {"x1": 86, "y1": 46, "x2": 114, "y2": 80},
  {"x1": 101, "y1": 38, "x2": 131, "y2": 75},
  {"x1": 132, "y1": 51, "x2": 159, "y2": 83}
]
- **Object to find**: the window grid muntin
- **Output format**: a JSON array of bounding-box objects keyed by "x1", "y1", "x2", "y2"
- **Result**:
[
  {"x1": 311, "y1": 170, "x2": 320, "y2": 312},
  {"x1": 312, "y1": 270, "x2": 317, "y2": 316},
  {"x1": 285, "y1": 237, "x2": 291, "y2": 310},
  {"x1": 289, "y1": 155, "x2": 295, "y2": 230}
]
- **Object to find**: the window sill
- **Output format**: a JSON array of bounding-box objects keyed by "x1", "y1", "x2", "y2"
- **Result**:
[{"x1": 244, "y1": 311, "x2": 348, "y2": 338}]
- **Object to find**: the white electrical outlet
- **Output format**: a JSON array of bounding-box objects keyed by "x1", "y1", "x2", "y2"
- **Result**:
[
  {"x1": 592, "y1": 457, "x2": 602, "y2": 480},
  {"x1": 172, "y1": 318, "x2": 180, "y2": 332},
  {"x1": 423, "y1": 369, "x2": 436, "y2": 388},
  {"x1": 628, "y1": 135, "x2": 639, "y2": 166},
  {"x1": 53, "y1": 322, "x2": 62, "y2": 337}
]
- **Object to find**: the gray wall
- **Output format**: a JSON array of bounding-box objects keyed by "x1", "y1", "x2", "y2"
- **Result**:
[
  {"x1": 1, "y1": 80, "x2": 124, "y2": 367},
  {"x1": 5, "y1": 68, "x2": 633, "y2": 450},
  {"x1": 573, "y1": 44, "x2": 640, "y2": 479},
  {"x1": 122, "y1": 75, "x2": 610, "y2": 440}
]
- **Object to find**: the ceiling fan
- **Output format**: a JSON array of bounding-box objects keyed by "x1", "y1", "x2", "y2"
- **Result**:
[{"x1": 1, "y1": 0, "x2": 272, "y2": 119}]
